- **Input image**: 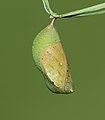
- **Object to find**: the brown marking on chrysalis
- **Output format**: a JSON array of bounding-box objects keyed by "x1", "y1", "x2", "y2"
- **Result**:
[{"x1": 40, "y1": 43, "x2": 73, "y2": 93}]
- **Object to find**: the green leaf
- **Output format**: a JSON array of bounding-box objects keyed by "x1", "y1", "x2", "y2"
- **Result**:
[{"x1": 42, "y1": 0, "x2": 105, "y2": 18}]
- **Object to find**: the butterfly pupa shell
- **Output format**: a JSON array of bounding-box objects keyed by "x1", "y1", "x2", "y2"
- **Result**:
[{"x1": 32, "y1": 19, "x2": 74, "y2": 94}]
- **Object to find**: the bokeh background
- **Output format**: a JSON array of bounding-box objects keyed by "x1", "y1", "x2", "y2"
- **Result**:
[{"x1": 0, "y1": 0, "x2": 105, "y2": 120}]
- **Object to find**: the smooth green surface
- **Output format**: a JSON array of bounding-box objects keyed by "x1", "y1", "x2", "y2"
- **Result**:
[
  {"x1": 32, "y1": 24, "x2": 60, "y2": 69},
  {"x1": 0, "y1": 0, "x2": 105, "y2": 120}
]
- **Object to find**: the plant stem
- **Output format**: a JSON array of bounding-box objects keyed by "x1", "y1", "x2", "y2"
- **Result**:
[{"x1": 42, "y1": 0, "x2": 105, "y2": 19}]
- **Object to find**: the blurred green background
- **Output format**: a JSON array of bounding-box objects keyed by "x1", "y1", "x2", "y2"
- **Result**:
[{"x1": 0, "y1": 0, "x2": 105, "y2": 120}]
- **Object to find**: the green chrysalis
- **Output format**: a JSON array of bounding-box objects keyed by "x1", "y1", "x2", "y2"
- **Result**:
[{"x1": 32, "y1": 19, "x2": 74, "y2": 94}]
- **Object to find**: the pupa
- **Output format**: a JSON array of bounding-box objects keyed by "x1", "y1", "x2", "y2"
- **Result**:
[{"x1": 32, "y1": 18, "x2": 74, "y2": 94}]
